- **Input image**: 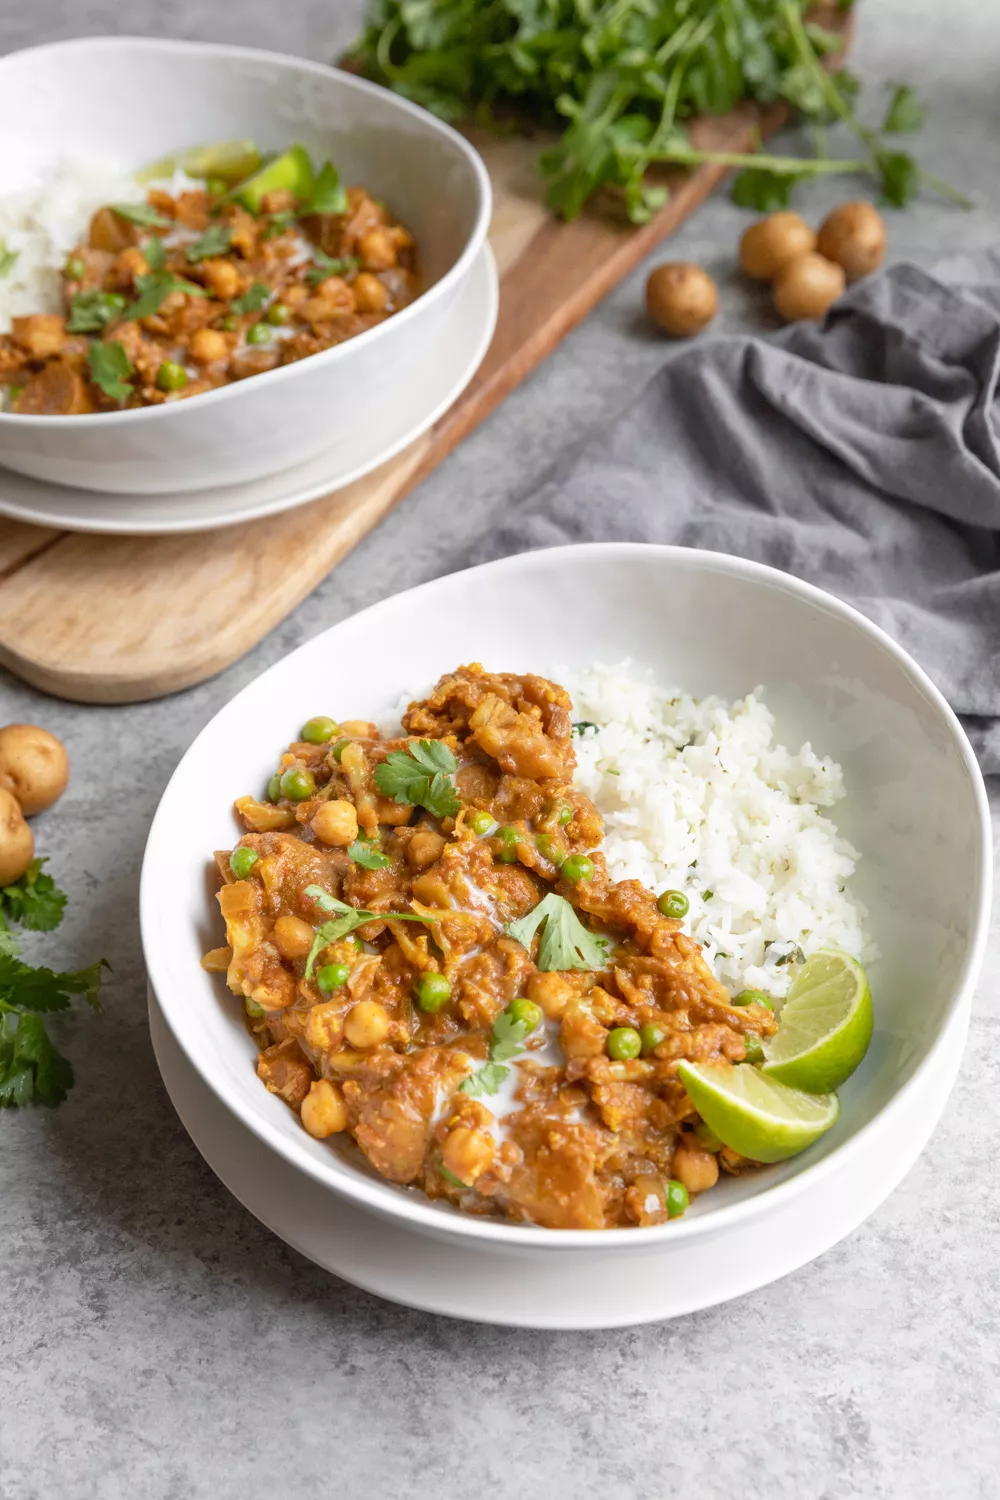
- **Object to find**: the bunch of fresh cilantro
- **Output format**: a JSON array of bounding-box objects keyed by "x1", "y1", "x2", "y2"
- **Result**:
[
  {"x1": 0, "y1": 860, "x2": 105, "y2": 1106},
  {"x1": 348, "y1": 0, "x2": 968, "y2": 220}
]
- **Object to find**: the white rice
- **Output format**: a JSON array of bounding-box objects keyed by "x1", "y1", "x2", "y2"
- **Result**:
[{"x1": 563, "y1": 662, "x2": 868, "y2": 998}]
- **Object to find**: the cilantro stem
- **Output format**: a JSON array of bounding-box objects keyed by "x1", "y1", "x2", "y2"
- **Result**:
[{"x1": 656, "y1": 148, "x2": 868, "y2": 174}]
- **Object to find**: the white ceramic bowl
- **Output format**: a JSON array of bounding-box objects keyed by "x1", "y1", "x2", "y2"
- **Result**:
[
  {"x1": 0, "y1": 37, "x2": 491, "y2": 494},
  {"x1": 140, "y1": 544, "x2": 991, "y2": 1260}
]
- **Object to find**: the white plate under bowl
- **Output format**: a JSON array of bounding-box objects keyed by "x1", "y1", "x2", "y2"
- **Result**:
[
  {"x1": 148, "y1": 980, "x2": 969, "y2": 1328},
  {"x1": 0, "y1": 245, "x2": 497, "y2": 536},
  {"x1": 141, "y1": 544, "x2": 991, "y2": 1268}
]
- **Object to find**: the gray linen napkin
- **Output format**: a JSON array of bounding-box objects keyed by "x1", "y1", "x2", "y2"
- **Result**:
[{"x1": 470, "y1": 249, "x2": 1000, "y2": 772}]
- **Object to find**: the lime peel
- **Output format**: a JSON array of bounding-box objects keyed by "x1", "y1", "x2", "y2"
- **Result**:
[
  {"x1": 677, "y1": 1059, "x2": 839, "y2": 1164},
  {"x1": 763, "y1": 949, "x2": 873, "y2": 1094}
]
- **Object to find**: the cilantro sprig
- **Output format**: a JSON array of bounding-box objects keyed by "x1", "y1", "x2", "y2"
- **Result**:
[
  {"x1": 506, "y1": 893, "x2": 610, "y2": 974},
  {"x1": 302, "y1": 884, "x2": 432, "y2": 977},
  {"x1": 67, "y1": 290, "x2": 127, "y2": 334},
  {"x1": 124, "y1": 272, "x2": 211, "y2": 322},
  {"x1": 0, "y1": 952, "x2": 107, "y2": 1107},
  {"x1": 347, "y1": 836, "x2": 390, "y2": 871},
  {"x1": 0, "y1": 239, "x2": 19, "y2": 279},
  {"x1": 459, "y1": 1008, "x2": 533, "y2": 1098},
  {"x1": 87, "y1": 342, "x2": 133, "y2": 404},
  {"x1": 0, "y1": 859, "x2": 67, "y2": 956},
  {"x1": 306, "y1": 249, "x2": 360, "y2": 286},
  {"x1": 374, "y1": 741, "x2": 460, "y2": 820},
  {"x1": 303, "y1": 161, "x2": 349, "y2": 216},
  {"x1": 110, "y1": 201, "x2": 173, "y2": 228},
  {"x1": 231, "y1": 281, "x2": 271, "y2": 315},
  {"x1": 186, "y1": 224, "x2": 232, "y2": 262}
]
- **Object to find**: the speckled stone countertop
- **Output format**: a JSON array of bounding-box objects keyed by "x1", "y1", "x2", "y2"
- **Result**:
[{"x1": 2, "y1": 2, "x2": 999, "y2": 1496}]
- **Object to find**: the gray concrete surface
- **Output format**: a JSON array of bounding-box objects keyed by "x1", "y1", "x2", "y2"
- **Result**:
[{"x1": 2, "y1": 3, "x2": 999, "y2": 1497}]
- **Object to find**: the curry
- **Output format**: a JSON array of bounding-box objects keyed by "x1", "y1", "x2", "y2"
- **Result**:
[
  {"x1": 204, "y1": 665, "x2": 778, "y2": 1230},
  {"x1": 0, "y1": 145, "x2": 417, "y2": 415}
]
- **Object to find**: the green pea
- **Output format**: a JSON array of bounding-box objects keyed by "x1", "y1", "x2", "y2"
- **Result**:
[
  {"x1": 494, "y1": 825, "x2": 520, "y2": 864},
  {"x1": 219, "y1": 314, "x2": 238, "y2": 332},
  {"x1": 267, "y1": 774, "x2": 282, "y2": 802},
  {"x1": 535, "y1": 832, "x2": 566, "y2": 868},
  {"x1": 246, "y1": 322, "x2": 271, "y2": 344},
  {"x1": 743, "y1": 1034, "x2": 765, "y2": 1065},
  {"x1": 229, "y1": 846, "x2": 260, "y2": 880},
  {"x1": 607, "y1": 1026, "x2": 642, "y2": 1061},
  {"x1": 317, "y1": 962, "x2": 350, "y2": 996},
  {"x1": 694, "y1": 1121, "x2": 723, "y2": 1152},
  {"x1": 330, "y1": 739, "x2": 349, "y2": 763},
  {"x1": 65, "y1": 256, "x2": 86, "y2": 281},
  {"x1": 657, "y1": 888, "x2": 689, "y2": 919},
  {"x1": 561, "y1": 854, "x2": 594, "y2": 885},
  {"x1": 556, "y1": 803, "x2": 573, "y2": 826},
  {"x1": 666, "y1": 1179, "x2": 689, "y2": 1218},
  {"x1": 301, "y1": 715, "x2": 339, "y2": 745},
  {"x1": 467, "y1": 809, "x2": 495, "y2": 836},
  {"x1": 245, "y1": 995, "x2": 267, "y2": 1019},
  {"x1": 734, "y1": 989, "x2": 773, "y2": 1010},
  {"x1": 155, "y1": 360, "x2": 188, "y2": 392},
  {"x1": 279, "y1": 766, "x2": 316, "y2": 802},
  {"x1": 415, "y1": 971, "x2": 452, "y2": 1013},
  {"x1": 507, "y1": 998, "x2": 542, "y2": 1033},
  {"x1": 266, "y1": 301, "x2": 292, "y2": 325},
  {"x1": 639, "y1": 1023, "x2": 665, "y2": 1056}
]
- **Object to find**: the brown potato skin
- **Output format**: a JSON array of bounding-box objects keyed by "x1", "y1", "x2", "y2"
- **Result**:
[
  {"x1": 817, "y1": 201, "x2": 886, "y2": 282},
  {"x1": 0, "y1": 724, "x2": 70, "y2": 816},
  {"x1": 739, "y1": 213, "x2": 816, "y2": 281},
  {"x1": 773, "y1": 253, "x2": 846, "y2": 323},
  {"x1": 645, "y1": 263, "x2": 718, "y2": 338},
  {"x1": 0, "y1": 787, "x2": 34, "y2": 885}
]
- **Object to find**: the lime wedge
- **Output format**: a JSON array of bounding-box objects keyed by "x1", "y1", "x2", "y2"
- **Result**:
[
  {"x1": 677, "y1": 1060, "x2": 839, "y2": 1163},
  {"x1": 763, "y1": 949, "x2": 873, "y2": 1094},
  {"x1": 232, "y1": 144, "x2": 314, "y2": 212},
  {"x1": 137, "y1": 139, "x2": 262, "y2": 185}
]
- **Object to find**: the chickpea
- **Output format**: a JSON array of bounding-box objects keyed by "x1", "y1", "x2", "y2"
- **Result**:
[
  {"x1": 352, "y1": 271, "x2": 389, "y2": 314},
  {"x1": 272, "y1": 914, "x2": 316, "y2": 960},
  {"x1": 189, "y1": 328, "x2": 230, "y2": 365},
  {"x1": 442, "y1": 1125, "x2": 495, "y2": 1185},
  {"x1": 358, "y1": 227, "x2": 398, "y2": 271},
  {"x1": 773, "y1": 252, "x2": 846, "y2": 323},
  {"x1": 739, "y1": 212, "x2": 816, "y2": 281},
  {"x1": 344, "y1": 999, "x2": 390, "y2": 1050},
  {"x1": 300, "y1": 1079, "x2": 349, "y2": 1138},
  {"x1": 671, "y1": 1145, "x2": 720, "y2": 1196},
  {"x1": 526, "y1": 970, "x2": 575, "y2": 1021},
  {"x1": 0, "y1": 724, "x2": 69, "y2": 815},
  {"x1": 312, "y1": 798, "x2": 359, "y2": 847},
  {"x1": 406, "y1": 829, "x2": 445, "y2": 869},
  {"x1": 816, "y1": 201, "x2": 886, "y2": 282},
  {"x1": 645, "y1": 262, "x2": 718, "y2": 338},
  {"x1": 201, "y1": 258, "x2": 242, "y2": 300},
  {"x1": 0, "y1": 787, "x2": 34, "y2": 886}
]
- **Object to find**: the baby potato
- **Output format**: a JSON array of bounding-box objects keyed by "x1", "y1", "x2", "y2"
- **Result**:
[
  {"x1": 739, "y1": 212, "x2": 816, "y2": 281},
  {"x1": 816, "y1": 201, "x2": 886, "y2": 282},
  {"x1": 0, "y1": 787, "x2": 34, "y2": 885},
  {"x1": 0, "y1": 724, "x2": 70, "y2": 816},
  {"x1": 773, "y1": 252, "x2": 846, "y2": 323},
  {"x1": 645, "y1": 262, "x2": 718, "y2": 338}
]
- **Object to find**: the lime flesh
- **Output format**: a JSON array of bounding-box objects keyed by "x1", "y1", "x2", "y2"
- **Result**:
[
  {"x1": 232, "y1": 144, "x2": 314, "y2": 212},
  {"x1": 137, "y1": 139, "x2": 262, "y2": 185},
  {"x1": 677, "y1": 1059, "x2": 839, "y2": 1164},
  {"x1": 764, "y1": 949, "x2": 873, "y2": 1094}
]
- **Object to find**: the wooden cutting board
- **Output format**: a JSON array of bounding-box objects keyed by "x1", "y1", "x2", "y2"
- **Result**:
[{"x1": 0, "y1": 38, "x2": 848, "y2": 705}]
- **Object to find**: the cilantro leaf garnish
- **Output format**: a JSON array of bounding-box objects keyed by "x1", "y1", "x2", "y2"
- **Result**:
[
  {"x1": 261, "y1": 212, "x2": 296, "y2": 241},
  {"x1": 571, "y1": 721, "x2": 599, "y2": 737},
  {"x1": 0, "y1": 239, "x2": 19, "y2": 279},
  {"x1": 143, "y1": 235, "x2": 166, "y2": 271},
  {"x1": 439, "y1": 1164, "x2": 469, "y2": 1190},
  {"x1": 67, "y1": 290, "x2": 127, "y2": 333},
  {"x1": 0, "y1": 953, "x2": 107, "y2": 1107},
  {"x1": 506, "y1": 893, "x2": 610, "y2": 973},
  {"x1": 301, "y1": 884, "x2": 431, "y2": 977},
  {"x1": 124, "y1": 272, "x2": 211, "y2": 322},
  {"x1": 0, "y1": 859, "x2": 67, "y2": 944},
  {"x1": 458, "y1": 1007, "x2": 533, "y2": 1097},
  {"x1": 374, "y1": 741, "x2": 460, "y2": 820},
  {"x1": 110, "y1": 201, "x2": 173, "y2": 228},
  {"x1": 186, "y1": 224, "x2": 232, "y2": 262},
  {"x1": 883, "y1": 83, "x2": 925, "y2": 134},
  {"x1": 231, "y1": 280, "x2": 270, "y2": 315},
  {"x1": 303, "y1": 161, "x2": 349, "y2": 216},
  {"x1": 305, "y1": 249, "x2": 360, "y2": 285},
  {"x1": 87, "y1": 341, "x2": 133, "y2": 403},
  {"x1": 347, "y1": 837, "x2": 390, "y2": 871}
]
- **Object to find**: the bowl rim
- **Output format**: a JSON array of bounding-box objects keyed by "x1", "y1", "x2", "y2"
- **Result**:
[
  {"x1": 140, "y1": 542, "x2": 993, "y2": 1251},
  {"x1": 0, "y1": 33, "x2": 492, "y2": 429}
]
